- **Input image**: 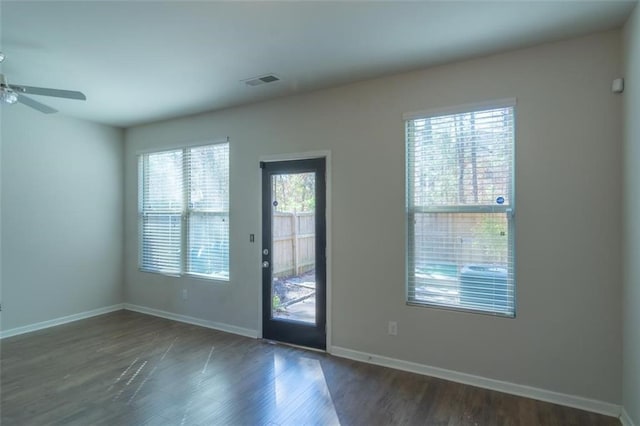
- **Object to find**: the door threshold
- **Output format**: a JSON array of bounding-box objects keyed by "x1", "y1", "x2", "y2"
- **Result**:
[{"x1": 262, "y1": 338, "x2": 327, "y2": 354}]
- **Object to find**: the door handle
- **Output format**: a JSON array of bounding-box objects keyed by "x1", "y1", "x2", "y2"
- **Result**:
[{"x1": 262, "y1": 261, "x2": 270, "y2": 268}]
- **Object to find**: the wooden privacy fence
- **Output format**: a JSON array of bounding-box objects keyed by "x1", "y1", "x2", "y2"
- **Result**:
[
  {"x1": 413, "y1": 213, "x2": 508, "y2": 266},
  {"x1": 273, "y1": 212, "x2": 315, "y2": 278}
]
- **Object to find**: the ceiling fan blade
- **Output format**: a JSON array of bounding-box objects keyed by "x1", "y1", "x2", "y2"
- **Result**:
[
  {"x1": 10, "y1": 84, "x2": 86, "y2": 100},
  {"x1": 18, "y1": 95, "x2": 57, "y2": 114}
]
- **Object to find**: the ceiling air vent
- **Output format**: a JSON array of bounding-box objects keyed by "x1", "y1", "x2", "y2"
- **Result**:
[{"x1": 243, "y1": 74, "x2": 280, "y2": 87}]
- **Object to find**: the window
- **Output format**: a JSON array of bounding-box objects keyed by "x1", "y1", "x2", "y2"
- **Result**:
[
  {"x1": 405, "y1": 99, "x2": 515, "y2": 316},
  {"x1": 139, "y1": 142, "x2": 229, "y2": 280}
]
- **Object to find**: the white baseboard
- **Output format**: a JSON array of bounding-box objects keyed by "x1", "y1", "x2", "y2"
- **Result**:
[
  {"x1": 123, "y1": 303, "x2": 258, "y2": 339},
  {"x1": 621, "y1": 408, "x2": 637, "y2": 426},
  {"x1": 330, "y1": 346, "x2": 621, "y2": 419},
  {"x1": 0, "y1": 304, "x2": 125, "y2": 339}
]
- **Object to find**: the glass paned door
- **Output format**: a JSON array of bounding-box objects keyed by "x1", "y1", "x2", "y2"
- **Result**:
[{"x1": 262, "y1": 159, "x2": 326, "y2": 350}]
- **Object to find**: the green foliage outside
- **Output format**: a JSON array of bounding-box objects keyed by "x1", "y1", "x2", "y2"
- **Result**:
[
  {"x1": 272, "y1": 295, "x2": 281, "y2": 311},
  {"x1": 271, "y1": 172, "x2": 315, "y2": 213}
]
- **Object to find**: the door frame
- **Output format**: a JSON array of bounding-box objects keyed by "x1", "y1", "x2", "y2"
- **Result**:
[{"x1": 258, "y1": 151, "x2": 332, "y2": 352}]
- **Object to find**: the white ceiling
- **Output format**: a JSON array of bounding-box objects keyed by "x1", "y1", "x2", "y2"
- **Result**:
[{"x1": 1, "y1": 1, "x2": 636, "y2": 128}]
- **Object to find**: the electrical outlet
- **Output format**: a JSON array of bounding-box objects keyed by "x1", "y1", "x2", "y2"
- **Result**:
[
  {"x1": 388, "y1": 321, "x2": 398, "y2": 336},
  {"x1": 182, "y1": 288, "x2": 188, "y2": 300}
]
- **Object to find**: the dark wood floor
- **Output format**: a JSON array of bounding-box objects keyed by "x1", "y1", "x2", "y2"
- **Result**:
[{"x1": 0, "y1": 311, "x2": 620, "y2": 426}]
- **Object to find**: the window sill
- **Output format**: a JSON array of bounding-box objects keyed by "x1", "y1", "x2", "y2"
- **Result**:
[
  {"x1": 406, "y1": 300, "x2": 515, "y2": 318},
  {"x1": 138, "y1": 268, "x2": 230, "y2": 283}
]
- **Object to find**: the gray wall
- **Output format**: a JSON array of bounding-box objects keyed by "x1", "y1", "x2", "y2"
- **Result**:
[
  {"x1": 1, "y1": 106, "x2": 124, "y2": 330},
  {"x1": 623, "y1": 3, "x2": 640, "y2": 424},
  {"x1": 124, "y1": 31, "x2": 623, "y2": 403}
]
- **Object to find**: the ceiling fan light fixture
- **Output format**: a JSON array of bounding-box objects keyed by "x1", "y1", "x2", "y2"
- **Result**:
[
  {"x1": 0, "y1": 55, "x2": 84, "y2": 113},
  {"x1": 0, "y1": 87, "x2": 18, "y2": 104},
  {"x1": 0, "y1": 73, "x2": 18, "y2": 104}
]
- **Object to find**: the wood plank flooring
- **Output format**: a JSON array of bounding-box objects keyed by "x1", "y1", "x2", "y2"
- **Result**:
[{"x1": 0, "y1": 311, "x2": 620, "y2": 425}]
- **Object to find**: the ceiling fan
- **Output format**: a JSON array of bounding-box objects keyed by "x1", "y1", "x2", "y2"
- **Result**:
[{"x1": 0, "y1": 52, "x2": 86, "y2": 114}]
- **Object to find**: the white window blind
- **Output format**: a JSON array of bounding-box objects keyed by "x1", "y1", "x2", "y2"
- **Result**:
[
  {"x1": 405, "y1": 100, "x2": 515, "y2": 316},
  {"x1": 140, "y1": 149, "x2": 184, "y2": 275},
  {"x1": 139, "y1": 142, "x2": 229, "y2": 280},
  {"x1": 186, "y1": 144, "x2": 229, "y2": 279}
]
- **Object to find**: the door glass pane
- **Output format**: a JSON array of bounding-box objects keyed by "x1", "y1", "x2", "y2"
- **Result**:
[{"x1": 271, "y1": 172, "x2": 316, "y2": 324}]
